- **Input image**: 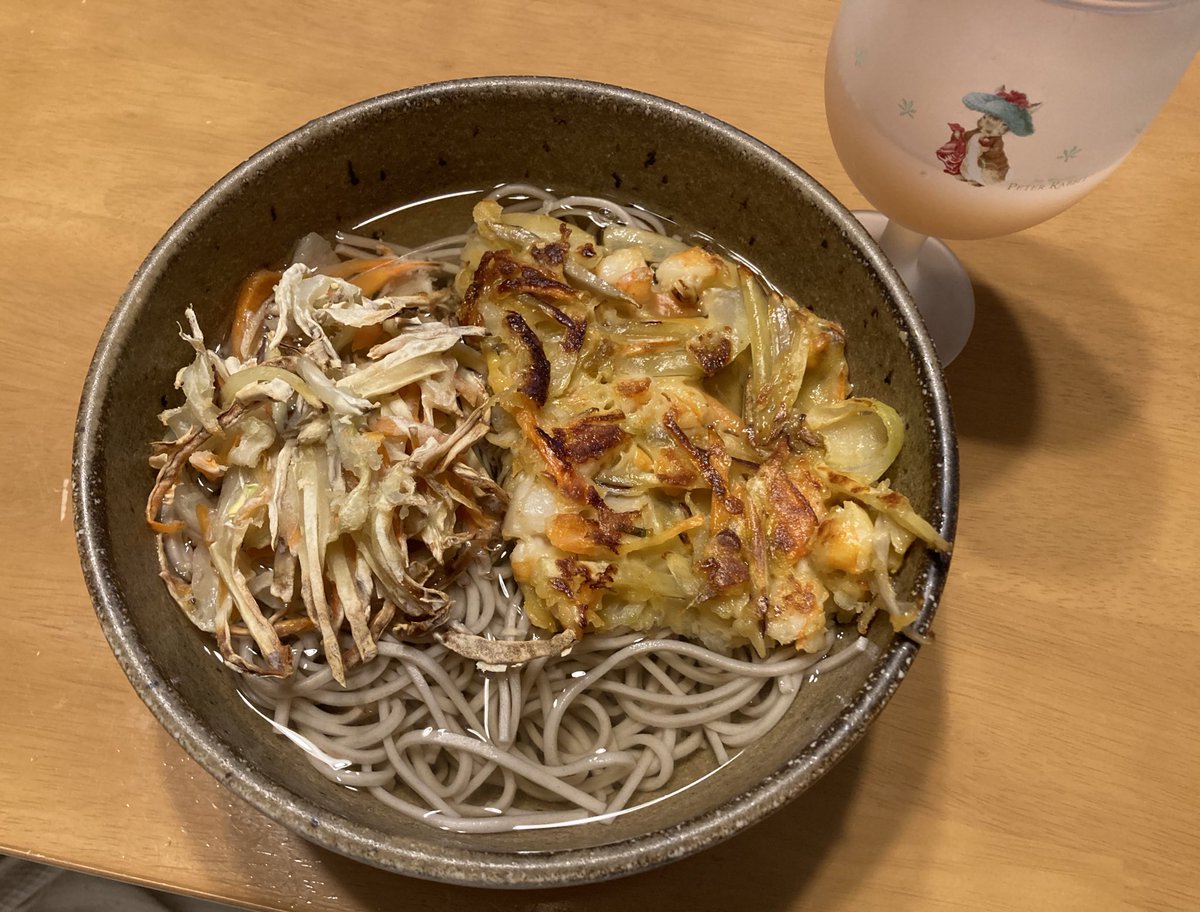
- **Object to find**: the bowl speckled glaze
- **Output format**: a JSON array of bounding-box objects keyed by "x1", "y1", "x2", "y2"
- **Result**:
[{"x1": 73, "y1": 76, "x2": 957, "y2": 888}]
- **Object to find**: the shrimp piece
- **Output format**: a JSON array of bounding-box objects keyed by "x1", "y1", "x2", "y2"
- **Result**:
[
  {"x1": 653, "y1": 247, "x2": 734, "y2": 307},
  {"x1": 596, "y1": 246, "x2": 655, "y2": 307}
]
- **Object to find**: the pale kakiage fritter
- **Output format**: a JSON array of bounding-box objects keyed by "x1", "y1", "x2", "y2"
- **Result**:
[{"x1": 457, "y1": 200, "x2": 949, "y2": 655}]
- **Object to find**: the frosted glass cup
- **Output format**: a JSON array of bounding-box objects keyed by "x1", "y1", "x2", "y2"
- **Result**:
[{"x1": 825, "y1": 0, "x2": 1200, "y2": 363}]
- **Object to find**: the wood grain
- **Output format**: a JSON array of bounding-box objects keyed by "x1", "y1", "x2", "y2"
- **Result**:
[{"x1": 1, "y1": 1, "x2": 1197, "y2": 909}]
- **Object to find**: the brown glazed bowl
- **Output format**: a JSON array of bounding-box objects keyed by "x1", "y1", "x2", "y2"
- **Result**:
[{"x1": 73, "y1": 77, "x2": 956, "y2": 888}]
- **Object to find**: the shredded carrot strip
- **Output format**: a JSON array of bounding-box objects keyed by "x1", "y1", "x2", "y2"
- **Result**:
[
  {"x1": 232, "y1": 616, "x2": 314, "y2": 637},
  {"x1": 349, "y1": 260, "x2": 437, "y2": 297},
  {"x1": 196, "y1": 503, "x2": 211, "y2": 542},
  {"x1": 619, "y1": 513, "x2": 706, "y2": 554},
  {"x1": 351, "y1": 323, "x2": 386, "y2": 351},
  {"x1": 187, "y1": 451, "x2": 227, "y2": 481},
  {"x1": 320, "y1": 257, "x2": 394, "y2": 279},
  {"x1": 368, "y1": 416, "x2": 408, "y2": 437},
  {"x1": 547, "y1": 514, "x2": 611, "y2": 558},
  {"x1": 320, "y1": 256, "x2": 438, "y2": 296},
  {"x1": 148, "y1": 517, "x2": 185, "y2": 534},
  {"x1": 229, "y1": 270, "x2": 282, "y2": 360}
]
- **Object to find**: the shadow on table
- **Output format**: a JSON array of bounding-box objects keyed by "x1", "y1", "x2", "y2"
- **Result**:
[
  {"x1": 946, "y1": 239, "x2": 1144, "y2": 475},
  {"x1": 940, "y1": 238, "x2": 1147, "y2": 516},
  {"x1": 946, "y1": 279, "x2": 1042, "y2": 452}
]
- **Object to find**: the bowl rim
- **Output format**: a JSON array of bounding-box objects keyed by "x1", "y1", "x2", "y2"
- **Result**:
[{"x1": 73, "y1": 75, "x2": 958, "y2": 888}]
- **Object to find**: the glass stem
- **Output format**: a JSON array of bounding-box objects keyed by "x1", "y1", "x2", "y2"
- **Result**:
[{"x1": 877, "y1": 219, "x2": 928, "y2": 288}]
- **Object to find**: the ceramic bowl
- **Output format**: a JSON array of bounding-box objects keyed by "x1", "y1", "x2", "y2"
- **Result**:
[{"x1": 73, "y1": 76, "x2": 956, "y2": 888}]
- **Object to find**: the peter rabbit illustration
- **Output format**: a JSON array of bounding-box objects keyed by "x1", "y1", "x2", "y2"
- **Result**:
[{"x1": 937, "y1": 86, "x2": 1041, "y2": 186}]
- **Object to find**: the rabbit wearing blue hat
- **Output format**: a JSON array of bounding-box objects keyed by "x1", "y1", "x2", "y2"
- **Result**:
[{"x1": 937, "y1": 86, "x2": 1042, "y2": 186}]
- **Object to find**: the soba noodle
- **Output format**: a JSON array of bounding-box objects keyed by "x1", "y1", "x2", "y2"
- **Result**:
[{"x1": 239, "y1": 559, "x2": 873, "y2": 832}]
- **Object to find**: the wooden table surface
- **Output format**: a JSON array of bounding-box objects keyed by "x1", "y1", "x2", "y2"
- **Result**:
[{"x1": 2, "y1": 1, "x2": 1198, "y2": 909}]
